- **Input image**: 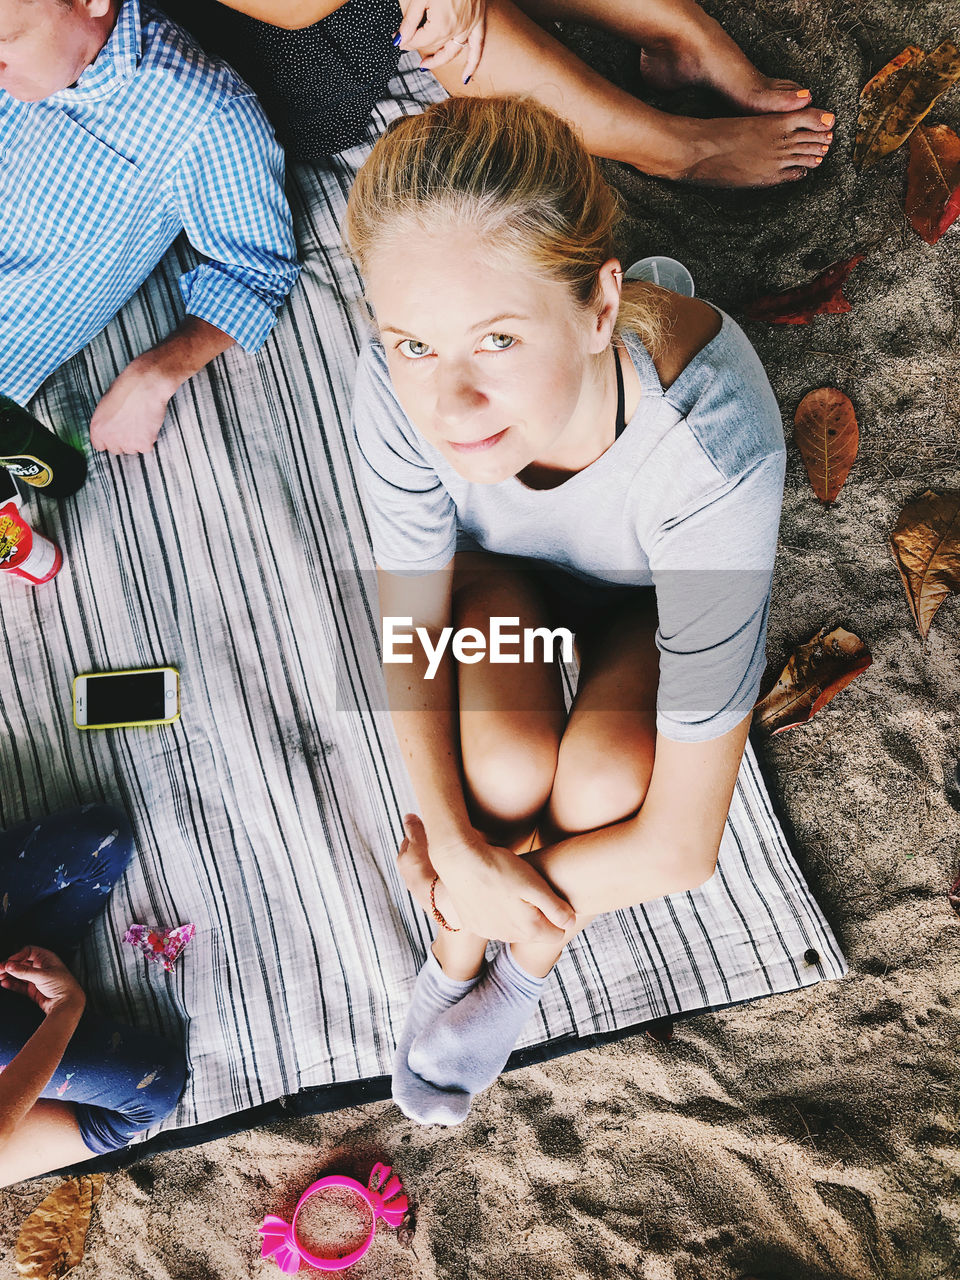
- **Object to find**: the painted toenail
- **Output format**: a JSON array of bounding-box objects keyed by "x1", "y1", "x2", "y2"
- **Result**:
[
  {"x1": 796, "y1": 89, "x2": 810, "y2": 97},
  {"x1": 821, "y1": 113, "x2": 835, "y2": 126}
]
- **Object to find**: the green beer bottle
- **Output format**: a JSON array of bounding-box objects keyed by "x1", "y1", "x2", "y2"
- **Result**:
[{"x1": 0, "y1": 395, "x2": 87, "y2": 498}]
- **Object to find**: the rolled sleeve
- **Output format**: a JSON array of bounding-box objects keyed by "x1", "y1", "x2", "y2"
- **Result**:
[{"x1": 174, "y1": 93, "x2": 299, "y2": 351}]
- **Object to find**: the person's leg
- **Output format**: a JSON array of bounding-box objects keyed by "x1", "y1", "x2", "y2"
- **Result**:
[
  {"x1": 518, "y1": 0, "x2": 811, "y2": 113},
  {"x1": 407, "y1": 593, "x2": 661, "y2": 1096},
  {"x1": 0, "y1": 990, "x2": 186, "y2": 1186},
  {"x1": 0, "y1": 1100, "x2": 96, "y2": 1187},
  {"x1": 425, "y1": 0, "x2": 834, "y2": 185},
  {"x1": 392, "y1": 555, "x2": 565, "y2": 1123},
  {"x1": 0, "y1": 805, "x2": 134, "y2": 958}
]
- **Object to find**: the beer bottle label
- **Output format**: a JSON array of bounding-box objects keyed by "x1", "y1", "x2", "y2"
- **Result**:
[{"x1": 0, "y1": 453, "x2": 53, "y2": 488}]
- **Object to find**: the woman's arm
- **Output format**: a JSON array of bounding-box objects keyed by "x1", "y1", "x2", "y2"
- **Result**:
[
  {"x1": 527, "y1": 715, "x2": 751, "y2": 916},
  {"x1": 212, "y1": 0, "x2": 350, "y2": 30},
  {"x1": 379, "y1": 565, "x2": 575, "y2": 943},
  {"x1": 0, "y1": 948, "x2": 86, "y2": 1151}
]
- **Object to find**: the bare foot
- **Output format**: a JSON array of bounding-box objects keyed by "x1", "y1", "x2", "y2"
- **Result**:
[
  {"x1": 638, "y1": 11, "x2": 819, "y2": 116},
  {"x1": 397, "y1": 813, "x2": 464, "y2": 929},
  {"x1": 662, "y1": 107, "x2": 834, "y2": 187}
]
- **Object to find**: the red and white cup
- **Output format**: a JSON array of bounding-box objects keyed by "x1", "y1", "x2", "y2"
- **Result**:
[{"x1": 0, "y1": 499, "x2": 62, "y2": 584}]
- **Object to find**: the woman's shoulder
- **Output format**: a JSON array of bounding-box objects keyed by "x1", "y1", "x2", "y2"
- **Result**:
[
  {"x1": 645, "y1": 292, "x2": 785, "y2": 481},
  {"x1": 650, "y1": 293, "x2": 722, "y2": 390}
]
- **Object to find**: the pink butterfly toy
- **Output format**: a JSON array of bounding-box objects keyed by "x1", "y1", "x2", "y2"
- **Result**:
[
  {"x1": 259, "y1": 1163, "x2": 408, "y2": 1273},
  {"x1": 124, "y1": 923, "x2": 195, "y2": 971}
]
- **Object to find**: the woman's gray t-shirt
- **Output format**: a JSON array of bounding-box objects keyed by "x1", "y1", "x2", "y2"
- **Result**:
[{"x1": 352, "y1": 309, "x2": 786, "y2": 744}]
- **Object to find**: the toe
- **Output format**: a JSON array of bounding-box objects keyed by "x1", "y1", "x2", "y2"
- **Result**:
[
  {"x1": 753, "y1": 78, "x2": 813, "y2": 112},
  {"x1": 787, "y1": 107, "x2": 836, "y2": 133},
  {"x1": 790, "y1": 128, "x2": 834, "y2": 147},
  {"x1": 789, "y1": 152, "x2": 824, "y2": 169}
]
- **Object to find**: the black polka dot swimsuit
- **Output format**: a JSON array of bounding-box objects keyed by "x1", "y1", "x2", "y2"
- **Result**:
[{"x1": 159, "y1": 0, "x2": 403, "y2": 159}]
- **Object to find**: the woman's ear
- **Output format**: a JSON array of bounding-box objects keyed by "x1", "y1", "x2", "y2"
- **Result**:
[{"x1": 589, "y1": 258, "x2": 623, "y2": 353}]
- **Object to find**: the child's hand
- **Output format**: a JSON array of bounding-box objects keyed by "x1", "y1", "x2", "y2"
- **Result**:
[{"x1": 0, "y1": 946, "x2": 86, "y2": 1017}]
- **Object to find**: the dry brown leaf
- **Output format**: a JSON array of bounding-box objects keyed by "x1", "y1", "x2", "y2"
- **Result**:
[
  {"x1": 905, "y1": 124, "x2": 960, "y2": 244},
  {"x1": 753, "y1": 627, "x2": 872, "y2": 736},
  {"x1": 889, "y1": 489, "x2": 960, "y2": 638},
  {"x1": 15, "y1": 1176, "x2": 104, "y2": 1279},
  {"x1": 794, "y1": 388, "x2": 859, "y2": 503},
  {"x1": 855, "y1": 39, "x2": 960, "y2": 169},
  {"x1": 743, "y1": 256, "x2": 863, "y2": 325}
]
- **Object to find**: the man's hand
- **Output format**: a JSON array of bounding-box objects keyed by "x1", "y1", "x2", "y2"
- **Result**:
[
  {"x1": 0, "y1": 946, "x2": 86, "y2": 1018},
  {"x1": 397, "y1": 0, "x2": 486, "y2": 80},
  {"x1": 90, "y1": 355, "x2": 175, "y2": 455},
  {"x1": 89, "y1": 316, "x2": 235, "y2": 455}
]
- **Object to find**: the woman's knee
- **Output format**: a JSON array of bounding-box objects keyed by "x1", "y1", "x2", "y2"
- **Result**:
[
  {"x1": 549, "y1": 734, "x2": 653, "y2": 834},
  {"x1": 463, "y1": 726, "x2": 559, "y2": 825}
]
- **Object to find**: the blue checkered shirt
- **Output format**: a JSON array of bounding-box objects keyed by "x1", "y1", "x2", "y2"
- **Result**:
[{"x1": 0, "y1": 0, "x2": 300, "y2": 405}]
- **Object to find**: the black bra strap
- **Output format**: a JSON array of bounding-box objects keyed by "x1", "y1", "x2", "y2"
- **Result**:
[{"x1": 614, "y1": 344, "x2": 626, "y2": 439}]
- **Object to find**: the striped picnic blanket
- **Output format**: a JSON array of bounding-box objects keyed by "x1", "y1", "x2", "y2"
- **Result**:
[{"x1": 0, "y1": 59, "x2": 845, "y2": 1137}]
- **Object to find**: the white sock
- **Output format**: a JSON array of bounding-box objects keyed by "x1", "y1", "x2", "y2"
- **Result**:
[
  {"x1": 391, "y1": 949, "x2": 479, "y2": 1125},
  {"x1": 407, "y1": 944, "x2": 545, "y2": 1094}
]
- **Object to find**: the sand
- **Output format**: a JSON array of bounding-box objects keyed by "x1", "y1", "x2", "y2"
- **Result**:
[{"x1": 3, "y1": 0, "x2": 960, "y2": 1276}]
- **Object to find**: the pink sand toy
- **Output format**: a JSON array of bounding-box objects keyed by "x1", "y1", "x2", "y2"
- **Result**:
[{"x1": 259, "y1": 1163, "x2": 408, "y2": 1273}]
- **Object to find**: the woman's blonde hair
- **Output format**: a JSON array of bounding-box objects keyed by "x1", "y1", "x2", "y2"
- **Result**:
[{"x1": 344, "y1": 96, "x2": 663, "y2": 353}]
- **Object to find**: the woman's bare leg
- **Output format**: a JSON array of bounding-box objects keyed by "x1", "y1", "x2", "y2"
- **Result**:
[
  {"x1": 518, "y1": 0, "x2": 813, "y2": 114},
  {"x1": 399, "y1": 593, "x2": 662, "y2": 977},
  {"x1": 397, "y1": 595, "x2": 662, "y2": 1103},
  {"x1": 396, "y1": 552, "x2": 566, "y2": 983},
  {"x1": 423, "y1": 0, "x2": 835, "y2": 185}
]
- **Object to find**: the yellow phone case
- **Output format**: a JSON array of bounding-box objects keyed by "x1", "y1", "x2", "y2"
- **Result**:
[{"x1": 73, "y1": 667, "x2": 180, "y2": 730}]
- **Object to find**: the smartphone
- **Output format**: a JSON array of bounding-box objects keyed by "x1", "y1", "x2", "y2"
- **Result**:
[{"x1": 73, "y1": 667, "x2": 180, "y2": 730}]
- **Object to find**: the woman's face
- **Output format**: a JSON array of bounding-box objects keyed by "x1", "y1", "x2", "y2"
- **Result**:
[{"x1": 364, "y1": 228, "x2": 620, "y2": 485}]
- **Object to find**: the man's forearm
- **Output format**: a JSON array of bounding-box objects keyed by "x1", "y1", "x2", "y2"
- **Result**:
[
  {"x1": 0, "y1": 1001, "x2": 84, "y2": 1149},
  {"x1": 142, "y1": 315, "x2": 236, "y2": 396}
]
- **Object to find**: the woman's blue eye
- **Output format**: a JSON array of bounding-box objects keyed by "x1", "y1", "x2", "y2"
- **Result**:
[
  {"x1": 480, "y1": 333, "x2": 517, "y2": 351},
  {"x1": 398, "y1": 339, "x2": 433, "y2": 359}
]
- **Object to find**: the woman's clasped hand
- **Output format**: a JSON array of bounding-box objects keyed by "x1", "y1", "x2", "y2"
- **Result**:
[{"x1": 395, "y1": 0, "x2": 487, "y2": 80}]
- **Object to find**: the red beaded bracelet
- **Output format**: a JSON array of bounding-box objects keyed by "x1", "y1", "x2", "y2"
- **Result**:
[{"x1": 430, "y1": 874, "x2": 460, "y2": 932}]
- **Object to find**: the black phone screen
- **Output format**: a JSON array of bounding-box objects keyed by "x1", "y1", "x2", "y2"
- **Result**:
[{"x1": 84, "y1": 672, "x2": 168, "y2": 724}]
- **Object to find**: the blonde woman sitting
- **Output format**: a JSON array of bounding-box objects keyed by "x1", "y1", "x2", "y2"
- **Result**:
[{"x1": 345, "y1": 96, "x2": 786, "y2": 1123}]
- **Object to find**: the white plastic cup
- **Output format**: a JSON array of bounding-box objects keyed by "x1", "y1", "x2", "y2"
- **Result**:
[{"x1": 623, "y1": 256, "x2": 696, "y2": 297}]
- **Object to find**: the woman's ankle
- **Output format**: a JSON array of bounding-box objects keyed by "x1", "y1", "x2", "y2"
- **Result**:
[{"x1": 432, "y1": 934, "x2": 487, "y2": 982}]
